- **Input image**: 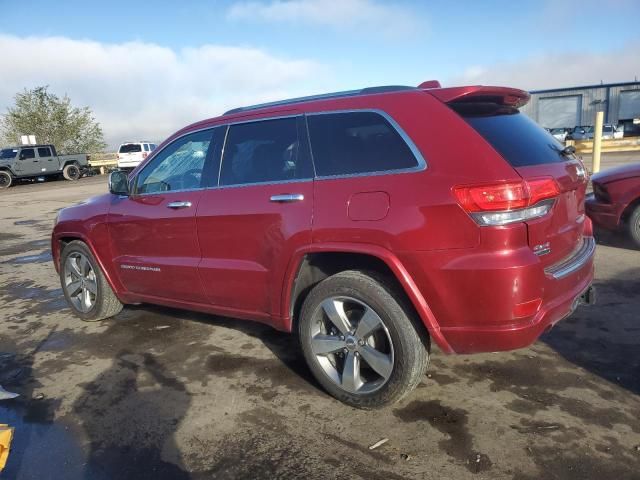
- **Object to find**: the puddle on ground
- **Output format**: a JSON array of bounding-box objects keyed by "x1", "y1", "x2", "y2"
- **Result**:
[{"x1": 3, "y1": 250, "x2": 52, "y2": 265}]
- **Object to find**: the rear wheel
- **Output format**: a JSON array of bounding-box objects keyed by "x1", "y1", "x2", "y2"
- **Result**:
[
  {"x1": 63, "y1": 163, "x2": 81, "y2": 181},
  {"x1": 0, "y1": 171, "x2": 12, "y2": 189},
  {"x1": 60, "y1": 240, "x2": 123, "y2": 321},
  {"x1": 299, "y1": 270, "x2": 429, "y2": 408},
  {"x1": 628, "y1": 205, "x2": 640, "y2": 248}
]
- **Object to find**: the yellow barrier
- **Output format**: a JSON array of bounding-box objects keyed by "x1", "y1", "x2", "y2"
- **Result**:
[
  {"x1": 567, "y1": 138, "x2": 640, "y2": 154},
  {"x1": 0, "y1": 424, "x2": 13, "y2": 471},
  {"x1": 88, "y1": 153, "x2": 118, "y2": 168}
]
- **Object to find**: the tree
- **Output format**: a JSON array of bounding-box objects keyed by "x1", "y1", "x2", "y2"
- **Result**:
[{"x1": 0, "y1": 86, "x2": 106, "y2": 154}]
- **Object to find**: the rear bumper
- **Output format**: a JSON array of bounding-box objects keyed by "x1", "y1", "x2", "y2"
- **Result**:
[
  {"x1": 402, "y1": 235, "x2": 596, "y2": 354},
  {"x1": 440, "y1": 273, "x2": 595, "y2": 354},
  {"x1": 117, "y1": 160, "x2": 143, "y2": 169},
  {"x1": 585, "y1": 193, "x2": 620, "y2": 230}
]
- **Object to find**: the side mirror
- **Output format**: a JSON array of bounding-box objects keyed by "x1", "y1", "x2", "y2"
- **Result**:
[
  {"x1": 19, "y1": 153, "x2": 26, "y2": 160},
  {"x1": 109, "y1": 170, "x2": 130, "y2": 196}
]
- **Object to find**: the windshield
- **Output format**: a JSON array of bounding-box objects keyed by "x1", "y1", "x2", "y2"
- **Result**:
[
  {"x1": 119, "y1": 144, "x2": 142, "y2": 153},
  {"x1": 0, "y1": 149, "x2": 18, "y2": 159},
  {"x1": 451, "y1": 102, "x2": 566, "y2": 167}
]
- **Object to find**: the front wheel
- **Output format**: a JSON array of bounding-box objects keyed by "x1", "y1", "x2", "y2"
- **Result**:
[
  {"x1": 63, "y1": 163, "x2": 81, "y2": 181},
  {"x1": 299, "y1": 270, "x2": 429, "y2": 408},
  {"x1": 60, "y1": 240, "x2": 123, "y2": 321},
  {"x1": 0, "y1": 171, "x2": 13, "y2": 189}
]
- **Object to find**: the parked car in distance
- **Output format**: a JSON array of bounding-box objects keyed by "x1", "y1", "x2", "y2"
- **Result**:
[
  {"x1": 586, "y1": 162, "x2": 640, "y2": 247},
  {"x1": 567, "y1": 124, "x2": 623, "y2": 141},
  {"x1": 549, "y1": 127, "x2": 570, "y2": 142},
  {"x1": 0, "y1": 144, "x2": 89, "y2": 189},
  {"x1": 567, "y1": 125, "x2": 592, "y2": 140},
  {"x1": 117, "y1": 141, "x2": 157, "y2": 170},
  {"x1": 52, "y1": 82, "x2": 596, "y2": 407},
  {"x1": 602, "y1": 124, "x2": 624, "y2": 140}
]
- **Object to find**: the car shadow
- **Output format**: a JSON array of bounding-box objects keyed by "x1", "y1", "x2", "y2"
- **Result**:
[
  {"x1": 593, "y1": 226, "x2": 638, "y2": 251},
  {"x1": 123, "y1": 303, "x2": 323, "y2": 395},
  {"x1": 541, "y1": 266, "x2": 640, "y2": 395}
]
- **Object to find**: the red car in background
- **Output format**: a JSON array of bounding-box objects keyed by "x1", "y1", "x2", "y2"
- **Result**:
[
  {"x1": 586, "y1": 163, "x2": 640, "y2": 248},
  {"x1": 52, "y1": 82, "x2": 596, "y2": 407}
]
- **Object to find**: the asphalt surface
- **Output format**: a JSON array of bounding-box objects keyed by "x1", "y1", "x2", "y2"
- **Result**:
[{"x1": 0, "y1": 175, "x2": 639, "y2": 479}]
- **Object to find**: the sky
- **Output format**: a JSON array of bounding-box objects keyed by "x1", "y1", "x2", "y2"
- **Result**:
[{"x1": 1, "y1": 0, "x2": 639, "y2": 148}]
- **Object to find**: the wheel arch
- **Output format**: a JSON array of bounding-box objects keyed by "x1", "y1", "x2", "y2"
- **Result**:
[
  {"x1": 620, "y1": 195, "x2": 640, "y2": 225},
  {"x1": 281, "y1": 243, "x2": 453, "y2": 353},
  {"x1": 54, "y1": 233, "x2": 126, "y2": 301}
]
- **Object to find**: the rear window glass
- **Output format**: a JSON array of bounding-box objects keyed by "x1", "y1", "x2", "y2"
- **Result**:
[
  {"x1": 307, "y1": 111, "x2": 418, "y2": 176},
  {"x1": 452, "y1": 103, "x2": 566, "y2": 167},
  {"x1": 119, "y1": 144, "x2": 142, "y2": 153}
]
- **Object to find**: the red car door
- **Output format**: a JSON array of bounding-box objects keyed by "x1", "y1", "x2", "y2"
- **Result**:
[
  {"x1": 196, "y1": 115, "x2": 314, "y2": 322},
  {"x1": 109, "y1": 128, "x2": 220, "y2": 304}
]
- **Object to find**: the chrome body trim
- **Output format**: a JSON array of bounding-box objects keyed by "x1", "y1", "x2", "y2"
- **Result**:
[
  {"x1": 130, "y1": 108, "x2": 427, "y2": 196},
  {"x1": 270, "y1": 194, "x2": 304, "y2": 203},
  {"x1": 166, "y1": 201, "x2": 193, "y2": 209},
  {"x1": 545, "y1": 236, "x2": 596, "y2": 280}
]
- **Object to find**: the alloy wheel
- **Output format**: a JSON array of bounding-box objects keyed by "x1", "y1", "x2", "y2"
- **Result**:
[
  {"x1": 309, "y1": 296, "x2": 394, "y2": 394},
  {"x1": 63, "y1": 252, "x2": 97, "y2": 313}
]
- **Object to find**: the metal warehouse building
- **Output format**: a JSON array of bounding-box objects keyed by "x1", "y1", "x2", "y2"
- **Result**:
[{"x1": 521, "y1": 81, "x2": 640, "y2": 136}]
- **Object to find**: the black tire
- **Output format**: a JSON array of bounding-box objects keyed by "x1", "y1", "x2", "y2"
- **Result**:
[
  {"x1": 628, "y1": 205, "x2": 640, "y2": 249},
  {"x1": 63, "y1": 163, "x2": 81, "y2": 181},
  {"x1": 0, "y1": 171, "x2": 12, "y2": 189},
  {"x1": 59, "y1": 240, "x2": 123, "y2": 321},
  {"x1": 299, "y1": 270, "x2": 429, "y2": 409}
]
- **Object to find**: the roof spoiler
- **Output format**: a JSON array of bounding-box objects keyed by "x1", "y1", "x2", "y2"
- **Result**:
[{"x1": 425, "y1": 85, "x2": 530, "y2": 108}]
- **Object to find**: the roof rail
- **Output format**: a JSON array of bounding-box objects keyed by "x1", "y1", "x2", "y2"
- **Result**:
[{"x1": 223, "y1": 85, "x2": 417, "y2": 115}]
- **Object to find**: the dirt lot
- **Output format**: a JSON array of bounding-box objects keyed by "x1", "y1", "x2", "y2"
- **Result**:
[{"x1": 0, "y1": 176, "x2": 639, "y2": 480}]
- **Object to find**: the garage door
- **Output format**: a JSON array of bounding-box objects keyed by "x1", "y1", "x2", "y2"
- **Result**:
[
  {"x1": 538, "y1": 95, "x2": 581, "y2": 128},
  {"x1": 618, "y1": 90, "x2": 640, "y2": 120}
]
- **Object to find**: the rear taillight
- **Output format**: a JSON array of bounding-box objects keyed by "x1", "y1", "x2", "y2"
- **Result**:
[{"x1": 454, "y1": 177, "x2": 559, "y2": 226}]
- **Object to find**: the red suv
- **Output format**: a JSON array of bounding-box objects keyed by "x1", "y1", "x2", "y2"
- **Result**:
[{"x1": 52, "y1": 83, "x2": 596, "y2": 407}]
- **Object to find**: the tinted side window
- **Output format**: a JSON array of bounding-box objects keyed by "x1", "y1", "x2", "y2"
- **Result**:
[
  {"x1": 135, "y1": 130, "x2": 214, "y2": 194},
  {"x1": 220, "y1": 117, "x2": 311, "y2": 186},
  {"x1": 150, "y1": 144, "x2": 157, "y2": 151},
  {"x1": 21, "y1": 149, "x2": 35, "y2": 159},
  {"x1": 307, "y1": 111, "x2": 418, "y2": 177},
  {"x1": 143, "y1": 144, "x2": 150, "y2": 151},
  {"x1": 37, "y1": 147, "x2": 52, "y2": 157}
]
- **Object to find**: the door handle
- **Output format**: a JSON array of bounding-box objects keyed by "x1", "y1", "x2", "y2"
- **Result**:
[
  {"x1": 270, "y1": 194, "x2": 304, "y2": 203},
  {"x1": 166, "y1": 201, "x2": 192, "y2": 209}
]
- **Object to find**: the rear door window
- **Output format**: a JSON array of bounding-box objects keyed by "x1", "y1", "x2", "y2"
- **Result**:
[
  {"x1": 119, "y1": 144, "x2": 142, "y2": 153},
  {"x1": 37, "y1": 147, "x2": 52, "y2": 157},
  {"x1": 219, "y1": 116, "x2": 311, "y2": 186},
  {"x1": 143, "y1": 144, "x2": 150, "y2": 151},
  {"x1": 452, "y1": 103, "x2": 569, "y2": 167},
  {"x1": 307, "y1": 111, "x2": 419, "y2": 177}
]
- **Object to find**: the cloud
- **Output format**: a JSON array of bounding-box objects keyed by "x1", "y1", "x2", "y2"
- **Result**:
[
  {"x1": 450, "y1": 43, "x2": 640, "y2": 91},
  {"x1": 0, "y1": 34, "x2": 327, "y2": 149},
  {"x1": 227, "y1": 0, "x2": 421, "y2": 37}
]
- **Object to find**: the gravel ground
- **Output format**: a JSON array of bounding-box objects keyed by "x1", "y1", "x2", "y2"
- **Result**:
[{"x1": 0, "y1": 175, "x2": 639, "y2": 479}]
